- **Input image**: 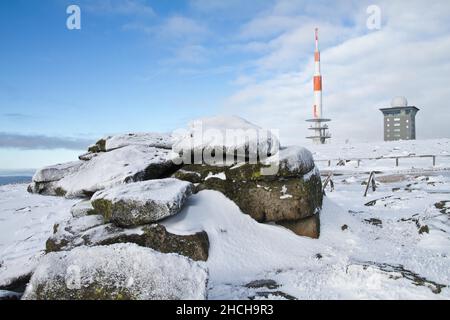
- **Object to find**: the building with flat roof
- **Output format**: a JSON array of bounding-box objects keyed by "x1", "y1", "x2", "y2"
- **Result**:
[{"x1": 380, "y1": 97, "x2": 419, "y2": 141}]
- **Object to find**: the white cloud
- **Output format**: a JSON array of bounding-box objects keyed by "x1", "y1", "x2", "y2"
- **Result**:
[
  {"x1": 84, "y1": 0, "x2": 155, "y2": 16},
  {"x1": 172, "y1": 45, "x2": 209, "y2": 64},
  {"x1": 156, "y1": 15, "x2": 210, "y2": 40},
  {"x1": 222, "y1": 0, "x2": 450, "y2": 144}
]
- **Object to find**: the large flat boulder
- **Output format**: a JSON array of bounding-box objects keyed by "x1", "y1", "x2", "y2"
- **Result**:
[
  {"x1": 22, "y1": 243, "x2": 208, "y2": 300},
  {"x1": 46, "y1": 221, "x2": 209, "y2": 261},
  {"x1": 87, "y1": 132, "x2": 173, "y2": 154},
  {"x1": 91, "y1": 178, "x2": 193, "y2": 227},
  {"x1": 29, "y1": 145, "x2": 178, "y2": 198},
  {"x1": 172, "y1": 115, "x2": 279, "y2": 163}
]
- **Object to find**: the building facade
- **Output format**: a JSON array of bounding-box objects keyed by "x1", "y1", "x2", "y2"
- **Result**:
[{"x1": 380, "y1": 97, "x2": 419, "y2": 141}]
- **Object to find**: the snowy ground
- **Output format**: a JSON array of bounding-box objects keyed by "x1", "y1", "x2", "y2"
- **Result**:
[
  {"x1": 308, "y1": 138, "x2": 450, "y2": 174},
  {"x1": 0, "y1": 185, "x2": 76, "y2": 288},
  {"x1": 1, "y1": 139, "x2": 450, "y2": 300}
]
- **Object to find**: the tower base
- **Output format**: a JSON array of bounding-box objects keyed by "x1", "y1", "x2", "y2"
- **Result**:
[{"x1": 306, "y1": 118, "x2": 331, "y2": 144}]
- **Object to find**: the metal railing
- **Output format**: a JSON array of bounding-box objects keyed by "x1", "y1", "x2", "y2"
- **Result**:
[{"x1": 315, "y1": 154, "x2": 450, "y2": 168}]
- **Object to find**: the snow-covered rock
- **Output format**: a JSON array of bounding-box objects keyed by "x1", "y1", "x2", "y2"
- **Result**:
[
  {"x1": 29, "y1": 145, "x2": 178, "y2": 198},
  {"x1": 105, "y1": 132, "x2": 173, "y2": 151},
  {"x1": 268, "y1": 146, "x2": 316, "y2": 176},
  {"x1": 22, "y1": 243, "x2": 208, "y2": 300},
  {"x1": 172, "y1": 115, "x2": 279, "y2": 163},
  {"x1": 32, "y1": 161, "x2": 83, "y2": 183},
  {"x1": 70, "y1": 200, "x2": 97, "y2": 218},
  {"x1": 88, "y1": 132, "x2": 172, "y2": 154},
  {"x1": 173, "y1": 151, "x2": 323, "y2": 238},
  {"x1": 46, "y1": 215, "x2": 105, "y2": 252},
  {"x1": 46, "y1": 223, "x2": 209, "y2": 261},
  {"x1": 91, "y1": 178, "x2": 193, "y2": 227}
]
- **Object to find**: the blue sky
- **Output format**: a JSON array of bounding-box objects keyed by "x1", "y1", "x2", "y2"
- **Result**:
[{"x1": 1, "y1": 0, "x2": 450, "y2": 171}]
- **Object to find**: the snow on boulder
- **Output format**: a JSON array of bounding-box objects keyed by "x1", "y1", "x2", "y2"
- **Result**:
[
  {"x1": 172, "y1": 115, "x2": 279, "y2": 163},
  {"x1": 70, "y1": 200, "x2": 97, "y2": 218},
  {"x1": 29, "y1": 145, "x2": 178, "y2": 198},
  {"x1": 22, "y1": 243, "x2": 208, "y2": 300},
  {"x1": 46, "y1": 215, "x2": 105, "y2": 252},
  {"x1": 91, "y1": 178, "x2": 193, "y2": 227},
  {"x1": 88, "y1": 132, "x2": 172, "y2": 153},
  {"x1": 264, "y1": 146, "x2": 316, "y2": 177},
  {"x1": 32, "y1": 161, "x2": 83, "y2": 183}
]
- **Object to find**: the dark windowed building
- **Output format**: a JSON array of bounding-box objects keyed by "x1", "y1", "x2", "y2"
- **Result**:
[{"x1": 380, "y1": 97, "x2": 419, "y2": 141}]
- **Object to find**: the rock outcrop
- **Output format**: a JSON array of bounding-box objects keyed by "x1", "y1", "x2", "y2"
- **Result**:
[
  {"x1": 22, "y1": 116, "x2": 323, "y2": 300},
  {"x1": 22, "y1": 244, "x2": 208, "y2": 300},
  {"x1": 91, "y1": 178, "x2": 193, "y2": 227},
  {"x1": 174, "y1": 146, "x2": 322, "y2": 238}
]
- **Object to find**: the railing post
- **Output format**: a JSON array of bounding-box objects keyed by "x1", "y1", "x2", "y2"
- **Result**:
[
  {"x1": 364, "y1": 171, "x2": 376, "y2": 197},
  {"x1": 322, "y1": 172, "x2": 334, "y2": 194},
  {"x1": 433, "y1": 156, "x2": 436, "y2": 166},
  {"x1": 396, "y1": 158, "x2": 399, "y2": 167}
]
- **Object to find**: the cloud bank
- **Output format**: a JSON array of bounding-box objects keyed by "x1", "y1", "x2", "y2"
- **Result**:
[{"x1": 0, "y1": 133, "x2": 93, "y2": 151}]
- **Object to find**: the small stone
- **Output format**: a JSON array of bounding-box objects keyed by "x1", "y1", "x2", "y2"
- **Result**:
[
  {"x1": 245, "y1": 279, "x2": 280, "y2": 290},
  {"x1": 418, "y1": 225, "x2": 429, "y2": 235},
  {"x1": 364, "y1": 218, "x2": 383, "y2": 227}
]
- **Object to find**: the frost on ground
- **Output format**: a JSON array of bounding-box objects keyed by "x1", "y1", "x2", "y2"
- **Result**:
[
  {"x1": 1, "y1": 139, "x2": 450, "y2": 299},
  {"x1": 308, "y1": 138, "x2": 450, "y2": 173},
  {"x1": 0, "y1": 185, "x2": 76, "y2": 287}
]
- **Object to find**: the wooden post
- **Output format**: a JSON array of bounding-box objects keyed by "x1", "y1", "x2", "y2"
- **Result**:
[
  {"x1": 433, "y1": 156, "x2": 436, "y2": 166},
  {"x1": 328, "y1": 160, "x2": 331, "y2": 167},
  {"x1": 364, "y1": 171, "x2": 376, "y2": 197},
  {"x1": 396, "y1": 158, "x2": 399, "y2": 167}
]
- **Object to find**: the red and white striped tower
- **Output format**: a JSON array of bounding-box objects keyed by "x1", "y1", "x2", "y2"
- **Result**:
[
  {"x1": 313, "y1": 27, "x2": 322, "y2": 119},
  {"x1": 306, "y1": 27, "x2": 331, "y2": 144}
]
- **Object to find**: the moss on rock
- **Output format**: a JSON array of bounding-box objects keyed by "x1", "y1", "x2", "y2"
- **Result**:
[
  {"x1": 88, "y1": 138, "x2": 107, "y2": 153},
  {"x1": 173, "y1": 162, "x2": 323, "y2": 238}
]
